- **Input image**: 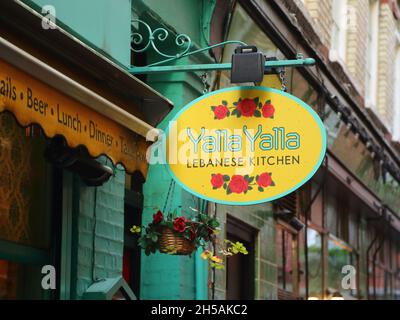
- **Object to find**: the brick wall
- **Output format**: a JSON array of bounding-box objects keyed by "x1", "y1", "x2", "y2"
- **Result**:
[
  {"x1": 301, "y1": 0, "x2": 399, "y2": 132},
  {"x1": 75, "y1": 157, "x2": 125, "y2": 299},
  {"x1": 345, "y1": 0, "x2": 369, "y2": 95},
  {"x1": 303, "y1": 0, "x2": 333, "y2": 49},
  {"x1": 212, "y1": 204, "x2": 277, "y2": 300},
  {"x1": 376, "y1": 2, "x2": 397, "y2": 131}
]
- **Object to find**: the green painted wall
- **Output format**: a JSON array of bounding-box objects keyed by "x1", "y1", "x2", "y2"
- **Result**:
[
  {"x1": 73, "y1": 162, "x2": 125, "y2": 299},
  {"x1": 137, "y1": 0, "x2": 216, "y2": 299},
  {"x1": 139, "y1": 0, "x2": 215, "y2": 48},
  {"x1": 27, "y1": 0, "x2": 132, "y2": 66},
  {"x1": 140, "y1": 72, "x2": 209, "y2": 300},
  {"x1": 213, "y1": 204, "x2": 277, "y2": 300}
]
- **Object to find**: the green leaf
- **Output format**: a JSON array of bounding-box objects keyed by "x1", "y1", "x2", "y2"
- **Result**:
[
  {"x1": 223, "y1": 183, "x2": 227, "y2": 189},
  {"x1": 210, "y1": 220, "x2": 220, "y2": 228},
  {"x1": 253, "y1": 97, "x2": 259, "y2": 105},
  {"x1": 266, "y1": 100, "x2": 271, "y2": 104},
  {"x1": 258, "y1": 186, "x2": 264, "y2": 192},
  {"x1": 248, "y1": 186, "x2": 253, "y2": 190},
  {"x1": 223, "y1": 175, "x2": 230, "y2": 181},
  {"x1": 254, "y1": 110, "x2": 261, "y2": 117},
  {"x1": 211, "y1": 106, "x2": 216, "y2": 111},
  {"x1": 233, "y1": 102, "x2": 238, "y2": 106},
  {"x1": 244, "y1": 175, "x2": 249, "y2": 180},
  {"x1": 248, "y1": 177, "x2": 254, "y2": 183},
  {"x1": 151, "y1": 234, "x2": 158, "y2": 242},
  {"x1": 214, "y1": 116, "x2": 217, "y2": 120},
  {"x1": 227, "y1": 187, "x2": 232, "y2": 195},
  {"x1": 258, "y1": 102, "x2": 262, "y2": 108},
  {"x1": 270, "y1": 181, "x2": 276, "y2": 187},
  {"x1": 222, "y1": 100, "x2": 228, "y2": 106},
  {"x1": 227, "y1": 111, "x2": 230, "y2": 116}
]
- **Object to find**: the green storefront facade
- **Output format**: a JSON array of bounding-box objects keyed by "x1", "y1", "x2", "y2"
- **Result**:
[{"x1": 1, "y1": 0, "x2": 400, "y2": 300}]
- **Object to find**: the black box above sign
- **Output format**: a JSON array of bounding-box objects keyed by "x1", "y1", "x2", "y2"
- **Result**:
[{"x1": 231, "y1": 46, "x2": 265, "y2": 83}]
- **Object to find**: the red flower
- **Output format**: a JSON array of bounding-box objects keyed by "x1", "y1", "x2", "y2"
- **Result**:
[
  {"x1": 173, "y1": 217, "x2": 187, "y2": 233},
  {"x1": 237, "y1": 98, "x2": 257, "y2": 117},
  {"x1": 262, "y1": 103, "x2": 275, "y2": 118},
  {"x1": 257, "y1": 172, "x2": 273, "y2": 188},
  {"x1": 228, "y1": 175, "x2": 249, "y2": 194},
  {"x1": 211, "y1": 174, "x2": 224, "y2": 189},
  {"x1": 207, "y1": 227, "x2": 214, "y2": 236},
  {"x1": 152, "y1": 210, "x2": 164, "y2": 224},
  {"x1": 213, "y1": 105, "x2": 229, "y2": 120}
]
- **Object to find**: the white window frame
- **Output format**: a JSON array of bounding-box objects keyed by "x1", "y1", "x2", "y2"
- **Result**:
[
  {"x1": 365, "y1": 0, "x2": 380, "y2": 109},
  {"x1": 330, "y1": 0, "x2": 348, "y2": 63},
  {"x1": 393, "y1": 33, "x2": 400, "y2": 141}
]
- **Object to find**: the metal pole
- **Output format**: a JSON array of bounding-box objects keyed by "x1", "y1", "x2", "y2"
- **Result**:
[{"x1": 129, "y1": 58, "x2": 316, "y2": 75}]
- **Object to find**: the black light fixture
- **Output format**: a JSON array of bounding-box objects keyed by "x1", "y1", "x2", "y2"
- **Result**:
[
  {"x1": 231, "y1": 45, "x2": 265, "y2": 83},
  {"x1": 44, "y1": 136, "x2": 113, "y2": 187},
  {"x1": 273, "y1": 210, "x2": 305, "y2": 231}
]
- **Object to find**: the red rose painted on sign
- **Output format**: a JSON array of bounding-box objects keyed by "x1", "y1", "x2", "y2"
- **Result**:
[
  {"x1": 152, "y1": 210, "x2": 164, "y2": 224},
  {"x1": 211, "y1": 173, "x2": 275, "y2": 194},
  {"x1": 237, "y1": 98, "x2": 257, "y2": 117},
  {"x1": 256, "y1": 172, "x2": 273, "y2": 188},
  {"x1": 173, "y1": 217, "x2": 187, "y2": 233},
  {"x1": 228, "y1": 175, "x2": 249, "y2": 194},
  {"x1": 213, "y1": 105, "x2": 229, "y2": 120},
  {"x1": 262, "y1": 102, "x2": 275, "y2": 118},
  {"x1": 211, "y1": 174, "x2": 224, "y2": 189}
]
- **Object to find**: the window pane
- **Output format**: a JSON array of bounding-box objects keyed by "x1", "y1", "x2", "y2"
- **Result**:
[
  {"x1": 0, "y1": 113, "x2": 51, "y2": 249},
  {"x1": 327, "y1": 237, "x2": 357, "y2": 298},
  {"x1": 308, "y1": 229, "x2": 323, "y2": 299},
  {"x1": 0, "y1": 259, "x2": 45, "y2": 299},
  {"x1": 277, "y1": 228, "x2": 294, "y2": 292}
]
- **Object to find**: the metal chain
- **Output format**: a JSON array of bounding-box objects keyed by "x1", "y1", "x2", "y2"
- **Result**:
[
  {"x1": 201, "y1": 72, "x2": 210, "y2": 95},
  {"x1": 162, "y1": 179, "x2": 175, "y2": 213},
  {"x1": 279, "y1": 68, "x2": 287, "y2": 92}
]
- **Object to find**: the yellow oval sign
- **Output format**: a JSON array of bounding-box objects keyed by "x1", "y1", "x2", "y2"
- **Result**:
[{"x1": 165, "y1": 86, "x2": 326, "y2": 205}]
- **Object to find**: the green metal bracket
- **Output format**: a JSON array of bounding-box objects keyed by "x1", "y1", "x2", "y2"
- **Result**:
[
  {"x1": 130, "y1": 19, "x2": 315, "y2": 75},
  {"x1": 129, "y1": 57, "x2": 315, "y2": 75}
]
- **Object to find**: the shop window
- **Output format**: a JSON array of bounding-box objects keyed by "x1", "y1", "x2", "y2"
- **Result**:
[
  {"x1": 365, "y1": 0, "x2": 380, "y2": 109},
  {"x1": 123, "y1": 171, "x2": 145, "y2": 299},
  {"x1": 0, "y1": 115, "x2": 52, "y2": 249},
  {"x1": 0, "y1": 260, "x2": 44, "y2": 299},
  {"x1": 225, "y1": 216, "x2": 255, "y2": 300},
  {"x1": 307, "y1": 229, "x2": 323, "y2": 299},
  {"x1": 330, "y1": 0, "x2": 348, "y2": 63},
  {"x1": 393, "y1": 44, "x2": 400, "y2": 140},
  {"x1": 276, "y1": 227, "x2": 296, "y2": 296},
  {"x1": 327, "y1": 236, "x2": 358, "y2": 299},
  {"x1": 369, "y1": 265, "x2": 392, "y2": 300},
  {"x1": 0, "y1": 113, "x2": 61, "y2": 299},
  {"x1": 395, "y1": 276, "x2": 400, "y2": 300}
]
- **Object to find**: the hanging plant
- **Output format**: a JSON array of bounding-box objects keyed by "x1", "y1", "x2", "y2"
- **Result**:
[{"x1": 130, "y1": 208, "x2": 248, "y2": 268}]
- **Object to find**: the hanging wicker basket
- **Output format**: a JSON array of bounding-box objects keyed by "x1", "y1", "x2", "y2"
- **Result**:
[{"x1": 158, "y1": 227, "x2": 195, "y2": 255}]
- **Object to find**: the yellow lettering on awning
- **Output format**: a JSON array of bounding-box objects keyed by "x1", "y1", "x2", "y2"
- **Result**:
[{"x1": 0, "y1": 59, "x2": 149, "y2": 175}]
